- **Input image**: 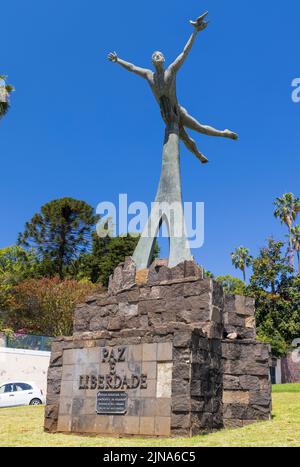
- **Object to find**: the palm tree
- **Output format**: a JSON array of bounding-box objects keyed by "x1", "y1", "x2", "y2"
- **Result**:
[
  {"x1": 0, "y1": 75, "x2": 14, "y2": 120},
  {"x1": 291, "y1": 226, "x2": 300, "y2": 274},
  {"x1": 231, "y1": 247, "x2": 253, "y2": 282},
  {"x1": 274, "y1": 193, "x2": 300, "y2": 270}
]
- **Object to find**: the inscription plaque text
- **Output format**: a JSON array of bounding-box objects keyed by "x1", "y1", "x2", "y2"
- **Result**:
[{"x1": 96, "y1": 391, "x2": 128, "y2": 415}]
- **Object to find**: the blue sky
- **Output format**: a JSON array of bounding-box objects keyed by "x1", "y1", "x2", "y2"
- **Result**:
[{"x1": 1, "y1": 0, "x2": 299, "y2": 278}]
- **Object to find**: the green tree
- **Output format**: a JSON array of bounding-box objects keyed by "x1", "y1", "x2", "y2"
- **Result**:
[
  {"x1": 250, "y1": 239, "x2": 290, "y2": 293},
  {"x1": 77, "y1": 234, "x2": 159, "y2": 287},
  {"x1": 274, "y1": 193, "x2": 300, "y2": 270},
  {"x1": 203, "y1": 269, "x2": 214, "y2": 279},
  {"x1": 18, "y1": 198, "x2": 99, "y2": 279},
  {"x1": 216, "y1": 275, "x2": 248, "y2": 296},
  {"x1": 0, "y1": 245, "x2": 38, "y2": 310},
  {"x1": 8, "y1": 277, "x2": 97, "y2": 336},
  {"x1": 291, "y1": 225, "x2": 300, "y2": 274},
  {"x1": 249, "y1": 238, "x2": 299, "y2": 357},
  {"x1": 0, "y1": 75, "x2": 14, "y2": 119},
  {"x1": 74, "y1": 233, "x2": 111, "y2": 283},
  {"x1": 231, "y1": 247, "x2": 253, "y2": 282}
]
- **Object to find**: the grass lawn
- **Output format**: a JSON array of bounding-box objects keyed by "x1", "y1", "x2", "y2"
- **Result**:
[
  {"x1": 0, "y1": 385, "x2": 299, "y2": 447},
  {"x1": 272, "y1": 383, "x2": 300, "y2": 393}
]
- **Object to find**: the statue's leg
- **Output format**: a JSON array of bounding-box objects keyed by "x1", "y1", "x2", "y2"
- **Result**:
[
  {"x1": 133, "y1": 123, "x2": 193, "y2": 270},
  {"x1": 180, "y1": 106, "x2": 238, "y2": 140},
  {"x1": 179, "y1": 127, "x2": 208, "y2": 164}
]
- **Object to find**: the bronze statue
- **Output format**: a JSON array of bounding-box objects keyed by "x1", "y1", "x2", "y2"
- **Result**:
[{"x1": 108, "y1": 12, "x2": 238, "y2": 164}]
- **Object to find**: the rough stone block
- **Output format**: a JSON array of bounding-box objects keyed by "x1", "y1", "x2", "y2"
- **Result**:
[
  {"x1": 89, "y1": 315, "x2": 109, "y2": 331},
  {"x1": 245, "y1": 316, "x2": 256, "y2": 329},
  {"x1": 225, "y1": 312, "x2": 246, "y2": 327},
  {"x1": 136, "y1": 269, "x2": 149, "y2": 286},
  {"x1": 183, "y1": 279, "x2": 211, "y2": 297},
  {"x1": 148, "y1": 262, "x2": 172, "y2": 285},
  {"x1": 211, "y1": 306, "x2": 223, "y2": 324},
  {"x1": 45, "y1": 260, "x2": 271, "y2": 438},
  {"x1": 223, "y1": 391, "x2": 250, "y2": 405},
  {"x1": 191, "y1": 398, "x2": 205, "y2": 413},
  {"x1": 172, "y1": 379, "x2": 190, "y2": 397},
  {"x1": 212, "y1": 281, "x2": 224, "y2": 308},
  {"x1": 172, "y1": 395, "x2": 191, "y2": 412},
  {"x1": 50, "y1": 352, "x2": 63, "y2": 367},
  {"x1": 107, "y1": 317, "x2": 124, "y2": 331},
  {"x1": 173, "y1": 332, "x2": 192, "y2": 348},
  {"x1": 171, "y1": 413, "x2": 190, "y2": 429},
  {"x1": 235, "y1": 296, "x2": 255, "y2": 316},
  {"x1": 119, "y1": 302, "x2": 139, "y2": 318},
  {"x1": 223, "y1": 419, "x2": 244, "y2": 429},
  {"x1": 44, "y1": 416, "x2": 58, "y2": 433},
  {"x1": 173, "y1": 363, "x2": 190, "y2": 380}
]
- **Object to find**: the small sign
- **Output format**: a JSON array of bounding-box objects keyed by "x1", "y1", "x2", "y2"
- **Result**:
[{"x1": 96, "y1": 391, "x2": 128, "y2": 415}]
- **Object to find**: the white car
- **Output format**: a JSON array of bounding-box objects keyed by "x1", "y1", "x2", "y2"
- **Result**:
[{"x1": 0, "y1": 381, "x2": 45, "y2": 408}]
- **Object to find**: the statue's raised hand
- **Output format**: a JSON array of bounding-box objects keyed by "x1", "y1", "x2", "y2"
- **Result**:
[
  {"x1": 108, "y1": 52, "x2": 118, "y2": 63},
  {"x1": 190, "y1": 11, "x2": 209, "y2": 32}
]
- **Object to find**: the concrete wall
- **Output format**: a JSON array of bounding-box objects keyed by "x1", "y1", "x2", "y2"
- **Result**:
[
  {"x1": 275, "y1": 358, "x2": 282, "y2": 384},
  {"x1": 0, "y1": 347, "x2": 50, "y2": 394},
  {"x1": 280, "y1": 353, "x2": 300, "y2": 383},
  {"x1": 271, "y1": 355, "x2": 300, "y2": 384},
  {"x1": 0, "y1": 333, "x2": 6, "y2": 348}
]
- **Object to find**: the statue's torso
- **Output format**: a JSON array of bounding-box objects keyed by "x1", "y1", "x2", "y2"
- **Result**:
[{"x1": 147, "y1": 69, "x2": 181, "y2": 123}]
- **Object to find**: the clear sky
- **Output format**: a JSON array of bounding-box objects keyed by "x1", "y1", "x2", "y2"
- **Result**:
[{"x1": 1, "y1": 0, "x2": 299, "y2": 278}]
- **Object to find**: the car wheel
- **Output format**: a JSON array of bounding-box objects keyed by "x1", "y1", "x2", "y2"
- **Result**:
[{"x1": 29, "y1": 398, "x2": 42, "y2": 406}]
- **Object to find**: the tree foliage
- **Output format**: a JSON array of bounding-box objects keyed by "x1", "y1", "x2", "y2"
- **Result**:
[
  {"x1": 0, "y1": 75, "x2": 14, "y2": 119},
  {"x1": 231, "y1": 247, "x2": 253, "y2": 281},
  {"x1": 249, "y1": 239, "x2": 300, "y2": 357},
  {"x1": 291, "y1": 226, "x2": 300, "y2": 274},
  {"x1": 216, "y1": 275, "x2": 248, "y2": 296},
  {"x1": 274, "y1": 193, "x2": 300, "y2": 269},
  {"x1": 18, "y1": 198, "x2": 99, "y2": 279},
  {"x1": 7, "y1": 277, "x2": 97, "y2": 336},
  {"x1": 76, "y1": 234, "x2": 159, "y2": 287},
  {"x1": 0, "y1": 245, "x2": 38, "y2": 310}
]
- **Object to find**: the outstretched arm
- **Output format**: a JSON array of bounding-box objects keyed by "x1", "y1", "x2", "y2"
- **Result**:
[
  {"x1": 169, "y1": 31, "x2": 198, "y2": 73},
  {"x1": 168, "y1": 12, "x2": 209, "y2": 73},
  {"x1": 108, "y1": 52, "x2": 151, "y2": 79}
]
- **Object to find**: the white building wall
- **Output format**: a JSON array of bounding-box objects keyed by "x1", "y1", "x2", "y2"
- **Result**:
[
  {"x1": 275, "y1": 358, "x2": 282, "y2": 384},
  {"x1": 0, "y1": 347, "x2": 50, "y2": 394}
]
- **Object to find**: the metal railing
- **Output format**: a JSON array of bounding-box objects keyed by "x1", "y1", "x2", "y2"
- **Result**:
[{"x1": 6, "y1": 333, "x2": 54, "y2": 352}]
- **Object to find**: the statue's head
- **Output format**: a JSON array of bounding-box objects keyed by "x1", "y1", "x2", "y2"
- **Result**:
[{"x1": 152, "y1": 51, "x2": 165, "y2": 67}]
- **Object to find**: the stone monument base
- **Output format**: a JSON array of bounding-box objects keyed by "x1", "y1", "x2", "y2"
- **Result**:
[{"x1": 45, "y1": 259, "x2": 272, "y2": 437}]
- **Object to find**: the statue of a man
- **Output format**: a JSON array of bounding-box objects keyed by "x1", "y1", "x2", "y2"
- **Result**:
[{"x1": 108, "y1": 12, "x2": 238, "y2": 164}]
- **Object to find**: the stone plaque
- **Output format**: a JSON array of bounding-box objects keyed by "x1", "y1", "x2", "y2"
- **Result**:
[
  {"x1": 56, "y1": 342, "x2": 173, "y2": 436},
  {"x1": 96, "y1": 391, "x2": 128, "y2": 415}
]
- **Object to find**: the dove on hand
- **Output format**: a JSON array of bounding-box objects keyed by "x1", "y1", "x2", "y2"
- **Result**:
[
  {"x1": 108, "y1": 51, "x2": 118, "y2": 63},
  {"x1": 190, "y1": 11, "x2": 209, "y2": 32}
]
